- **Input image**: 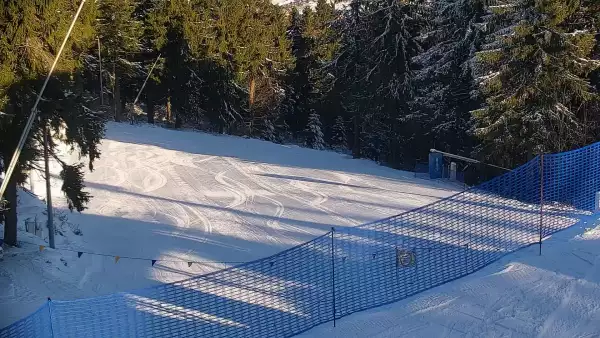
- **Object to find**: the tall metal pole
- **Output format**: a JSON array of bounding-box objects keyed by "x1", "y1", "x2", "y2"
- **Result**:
[
  {"x1": 0, "y1": 0, "x2": 88, "y2": 200},
  {"x1": 98, "y1": 37, "x2": 103, "y2": 106},
  {"x1": 330, "y1": 227, "x2": 336, "y2": 327},
  {"x1": 539, "y1": 154, "x2": 544, "y2": 256},
  {"x1": 43, "y1": 124, "x2": 55, "y2": 249}
]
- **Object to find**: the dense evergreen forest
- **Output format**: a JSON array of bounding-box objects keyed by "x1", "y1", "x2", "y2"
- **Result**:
[{"x1": 0, "y1": 0, "x2": 599, "y2": 244}]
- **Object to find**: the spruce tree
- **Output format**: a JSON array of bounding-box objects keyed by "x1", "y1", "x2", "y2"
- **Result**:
[
  {"x1": 330, "y1": 116, "x2": 347, "y2": 150},
  {"x1": 473, "y1": 0, "x2": 600, "y2": 167},
  {"x1": 307, "y1": 0, "x2": 339, "y2": 130},
  {"x1": 0, "y1": 0, "x2": 104, "y2": 246},
  {"x1": 284, "y1": 7, "x2": 313, "y2": 133},
  {"x1": 337, "y1": 0, "x2": 425, "y2": 166},
  {"x1": 412, "y1": 0, "x2": 484, "y2": 158},
  {"x1": 284, "y1": 1, "x2": 338, "y2": 136},
  {"x1": 97, "y1": 0, "x2": 143, "y2": 121},
  {"x1": 193, "y1": 0, "x2": 292, "y2": 133},
  {"x1": 334, "y1": 0, "x2": 368, "y2": 158},
  {"x1": 261, "y1": 119, "x2": 277, "y2": 143},
  {"x1": 146, "y1": 0, "x2": 197, "y2": 128},
  {"x1": 305, "y1": 111, "x2": 325, "y2": 150}
]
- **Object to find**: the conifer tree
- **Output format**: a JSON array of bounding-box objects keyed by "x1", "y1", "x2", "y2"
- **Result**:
[
  {"x1": 186, "y1": 0, "x2": 292, "y2": 133},
  {"x1": 334, "y1": 0, "x2": 368, "y2": 158},
  {"x1": 146, "y1": 0, "x2": 197, "y2": 128},
  {"x1": 473, "y1": 0, "x2": 600, "y2": 167},
  {"x1": 330, "y1": 116, "x2": 347, "y2": 150},
  {"x1": 0, "y1": 0, "x2": 104, "y2": 246},
  {"x1": 305, "y1": 111, "x2": 325, "y2": 150},
  {"x1": 336, "y1": 0, "x2": 425, "y2": 165},
  {"x1": 261, "y1": 119, "x2": 277, "y2": 143},
  {"x1": 307, "y1": 0, "x2": 339, "y2": 129},
  {"x1": 284, "y1": 7, "x2": 313, "y2": 133},
  {"x1": 97, "y1": 0, "x2": 143, "y2": 121},
  {"x1": 412, "y1": 0, "x2": 484, "y2": 158}
]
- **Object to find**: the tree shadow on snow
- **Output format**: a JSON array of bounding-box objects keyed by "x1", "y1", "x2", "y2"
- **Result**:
[{"x1": 101, "y1": 122, "x2": 458, "y2": 193}]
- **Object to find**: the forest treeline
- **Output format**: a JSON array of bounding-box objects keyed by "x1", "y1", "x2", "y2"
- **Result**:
[{"x1": 0, "y1": 0, "x2": 599, "y2": 244}]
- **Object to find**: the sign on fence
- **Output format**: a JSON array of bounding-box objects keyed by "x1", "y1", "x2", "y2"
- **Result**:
[{"x1": 396, "y1": 248, "x2": 416, "y2": 267}]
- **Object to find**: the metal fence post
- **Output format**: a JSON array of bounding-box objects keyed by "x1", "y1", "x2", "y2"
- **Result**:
[
  {"x1": 48, "y1": 297, "x2": 55, "y2": 337},
  {"x1": 539, "y1": 154, "x2": 544, "y2": 256},
  {"x1": 330, "y1": 227, "x2": 336, "y2": 327}
]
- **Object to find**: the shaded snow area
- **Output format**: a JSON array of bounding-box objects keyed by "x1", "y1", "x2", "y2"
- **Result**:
[
  {"x1": 299, "y1": 215, "x2": 600, "y2": 338},
  {"x1": 0, "y1": 122, "x2": 460, "y2": 328}
]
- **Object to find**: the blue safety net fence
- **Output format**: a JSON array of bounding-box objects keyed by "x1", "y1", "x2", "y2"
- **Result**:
[{"x1": 3, "y1": 142, "x2": 600, "y2": 338}]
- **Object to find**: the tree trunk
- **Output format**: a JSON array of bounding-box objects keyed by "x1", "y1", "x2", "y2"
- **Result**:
[
  {"x1": 146, "y1": 95, "x2": 155, "y2": 124},
  {"x1": 352, "y1": 112, "x2": 361, "y2": 158},
  {"x1": 166, "y1": 93, "x2": 172, "y2": 123},
  {"x1": 351, "y1": 1, "x2": 361, "y2": 159},
  {"x1": 113, "y1": 63, "x2": 121, "y2": 122},
  {"x1": 121, "y1": 94, "x2": 127, "y2": 122},
  {"x1": 249, "y1": 76, "x2": 256, "y2": 133},
  {"x1": 175, "y1": 108, "x2": 182, "y2": 129},
  {"x1": 98, "y1": 38, "x2": 104, "y2": 106},
  {"x1": 3, "y1": 168, "x2": 18, "y2": 246},
  {"x1": 249, "y1": 76, "x2": 256, "y2": 108},
  {"x1": 43, "y1": 125, "x2": 55, "y2": 249}
]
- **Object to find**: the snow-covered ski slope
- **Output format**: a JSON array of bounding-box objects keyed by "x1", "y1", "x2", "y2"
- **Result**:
[
  {"x1": 0, "y1": 122, "x2": 459, "y2": 329},
  {"x1": 4, "y1": 122, "x2": 600, "y2": 338},
  {"x1": 299, "y1": 216, "x2": 600, "y2": 338}
]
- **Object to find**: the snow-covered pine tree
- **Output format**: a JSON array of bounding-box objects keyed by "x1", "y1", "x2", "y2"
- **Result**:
[
  {"x1": 354, "y1": 0, "x2": 426, "y2": 165},
  {"x1": 284, "y1": 7, "x2": 311, "y2": 134},
  {"x1": 261, "y1": 118, "x2": 277, "y2": 143},
  {"x1": 97, "y1": 0, "x2": 143, "y2": 122},
  {"x1": 411, "y1": 0, "x2": 485, "y2": 158},
  {"x1": 305, "y1": 111, "x2": 325, "y2": 150},
  {"x1": 332, "y1": 0, "x2": 368, "y2": 158},
  {"x1": 473, "y1": 0, "x2": 600, "y2": 167},
  {"x1": 330, "y1": 116, "x2": 348, "y2": 149},
  {"x1": 0, "y1": 0, "x2": 105, "y2": 246}
]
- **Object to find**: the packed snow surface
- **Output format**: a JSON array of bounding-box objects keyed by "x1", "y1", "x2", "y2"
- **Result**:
[
  {"x1": 0, "y1": 122, "x2": 459, "y2": 328},
  {"x1": 298, "y1": 216, "x2": 600, "y2": 338}
]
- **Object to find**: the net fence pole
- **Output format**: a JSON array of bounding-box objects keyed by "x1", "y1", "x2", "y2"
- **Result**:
[
  {"x1": 47, "y1": 298, "x2": 55, "y2": 337},
  {"x1": 539, "y1": 154, "x2": 544, "y2": 255},
  {"x1": 330, "y1": 227, "x2": 336, "y2": 327}
]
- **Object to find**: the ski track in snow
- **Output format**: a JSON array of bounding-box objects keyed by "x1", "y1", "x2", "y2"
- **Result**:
[
  {"x1": 0, "y1": 122, "x2": 461, "y2": 329},
  {"x1": 246, "y1": 161, "x2": 361, "y2": 226},
  {"x1": 215, "y1": 170, "x2": 247, "y2": 208}
]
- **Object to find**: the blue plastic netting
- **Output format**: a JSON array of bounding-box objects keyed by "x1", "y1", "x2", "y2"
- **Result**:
[{"x1": 2, "y1": 143, "x2": 599, "y2": 338}]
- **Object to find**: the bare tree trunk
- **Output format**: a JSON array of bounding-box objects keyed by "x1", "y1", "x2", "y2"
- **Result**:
[
  {"x1": 351, "y1": 1, "x2": 361, "y2": 159},
  {"x1": 166, "y1": 92, "x2": 172, "y2": 123},
  {"x1": 146, "y1": 95, "x2": 155, "y2": 124},
  {"x1": 249, "y1": 76, "x2": 256, "y2": 107},
  {"x1": 175, "y1": 110, "x2": 182, "y2": 129},
  {"x1": 113, "y1": 63, "x2": 121, "y2": 122},
  {"x1": 249, "y1": 76, "x2": 256, "y2": 133},
  {"x1": 98, "y1": 38, "x2": 103, "y2": 106},
  {"x1": 3, "y1": 165, "x2": 17, "y2": 246},
  {"x1": 43, "y1": 125, "x2": 55, "y2": 249},
  {"x1": 352, "y1": 113, "x2": 361, "y2": 158}
]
